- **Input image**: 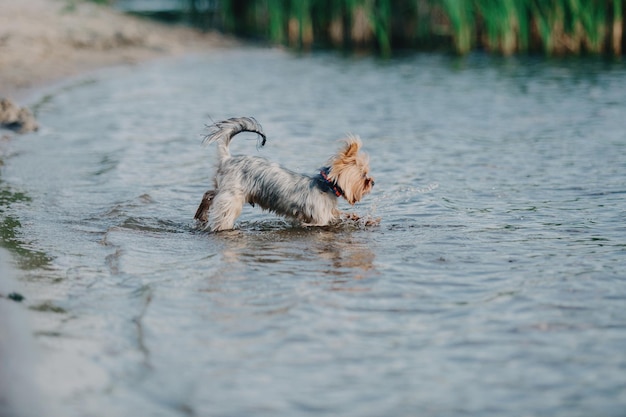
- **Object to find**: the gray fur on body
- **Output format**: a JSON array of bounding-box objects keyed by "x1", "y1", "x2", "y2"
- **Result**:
[{"x1": 211, "y1": 155, "x2": 340, "y2": 228}]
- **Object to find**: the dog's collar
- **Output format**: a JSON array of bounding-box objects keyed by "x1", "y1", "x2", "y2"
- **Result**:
[{"x1": 320, "y1": 168, "x2": 344, "y2": 198}]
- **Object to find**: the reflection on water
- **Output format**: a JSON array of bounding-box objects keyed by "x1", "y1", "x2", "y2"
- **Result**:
[
  {"x1": 217, "y1": 226, "x2": 377, "y2": 280},
  {"x1": 1, "y1": 48, "x2": 626, "y2": 417},
  {"x1": 0, "y1": 180, "x2": 51, "y2": 269}
]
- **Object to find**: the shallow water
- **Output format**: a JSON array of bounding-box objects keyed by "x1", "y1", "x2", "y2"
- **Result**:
[{"x1": 2, "y1": 48, "x2": 626, "y2": 416}]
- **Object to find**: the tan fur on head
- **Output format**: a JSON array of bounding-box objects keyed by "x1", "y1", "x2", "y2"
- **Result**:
[{"x1": 328, "y1": 135, "x2": 375, "y2": 205}]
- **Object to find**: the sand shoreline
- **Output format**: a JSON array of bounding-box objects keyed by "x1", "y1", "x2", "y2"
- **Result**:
[
  {"x1": 0, "y1": 3, "x2": 229, "y2": 413},
  {"x1": 0, "y1": 0, "x2": 232, "y2": 101}
]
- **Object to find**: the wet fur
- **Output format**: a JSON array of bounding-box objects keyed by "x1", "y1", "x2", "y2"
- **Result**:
[{"x1": 195, "y1": 117, "x2": 374, "y2": 232}]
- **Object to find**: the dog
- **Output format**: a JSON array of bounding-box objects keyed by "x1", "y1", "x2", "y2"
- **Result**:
[{"x1": 194, "y1": 117, "x2": 375, "y2": 232}]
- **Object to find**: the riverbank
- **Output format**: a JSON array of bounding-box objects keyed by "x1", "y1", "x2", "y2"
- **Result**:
[
  {"x1": 0, "y1": 3, "x2": 230, "y2": 413},
  {"x1": 0, "y1": 0, "x2": 231, "y2": 100},
  {"x1": 0, "y1": 249, "x2": 44, "y2": 417}
]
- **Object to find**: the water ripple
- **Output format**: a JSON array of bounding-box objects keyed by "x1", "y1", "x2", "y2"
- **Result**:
[{"x1": 2, "y1": 49, "x2": 625, "y2": 417}]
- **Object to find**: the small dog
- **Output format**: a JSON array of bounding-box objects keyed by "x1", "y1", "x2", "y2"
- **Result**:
[{"x1": 194, "y1": 117, "x2": 375, "y2": 232}]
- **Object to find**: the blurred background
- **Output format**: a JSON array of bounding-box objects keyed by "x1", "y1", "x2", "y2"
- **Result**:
[{"x1": 114, "y1": 0, "x2": 625, "y2": 57}]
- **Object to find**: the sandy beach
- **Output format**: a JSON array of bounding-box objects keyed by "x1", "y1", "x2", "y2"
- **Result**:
[{"x1": 0, "y1": 0, "x2": 229, "y2": 100}]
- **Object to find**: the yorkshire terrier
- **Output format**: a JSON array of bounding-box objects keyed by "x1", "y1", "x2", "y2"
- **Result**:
[{"x1": 194, "y1": 117, "x2": 375, "y2": 232}]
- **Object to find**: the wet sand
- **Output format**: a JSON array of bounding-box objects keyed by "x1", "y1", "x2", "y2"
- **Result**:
[{"x1": 0, "y1": 0, "x2": 231, "y2": 100}]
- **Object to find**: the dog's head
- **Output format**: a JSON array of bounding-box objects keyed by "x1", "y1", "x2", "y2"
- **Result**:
[{"x1": 327, "y1": 136, "x2": 375, "y2": 205}]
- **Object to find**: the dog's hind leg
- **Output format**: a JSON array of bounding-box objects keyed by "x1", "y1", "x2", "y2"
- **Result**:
[
  {"x1": 194, "y1": 190, "x2": 217, "y2": 224},
  {"x1": 208, "y1": 190, "x2": 246, "y2": 232},
  {"x1": 193, "y1": 190, "x2": 217, "y2": 223}
]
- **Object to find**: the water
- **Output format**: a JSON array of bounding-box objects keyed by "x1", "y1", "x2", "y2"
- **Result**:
[{"x1": 1, "y1": 48, "x2": 626, "y2": 416}]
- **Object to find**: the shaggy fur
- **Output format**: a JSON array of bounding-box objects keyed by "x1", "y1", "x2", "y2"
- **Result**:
[{"x1": 195, "y1": 117, "x2": 374, "y2": 232}]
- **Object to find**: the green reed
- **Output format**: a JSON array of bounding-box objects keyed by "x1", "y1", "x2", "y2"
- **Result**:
[{"x1": 214, "y1": 0, "x2": 625, "y2": 56}]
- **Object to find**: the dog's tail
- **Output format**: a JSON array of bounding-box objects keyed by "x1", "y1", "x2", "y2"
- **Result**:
[{"x1": 203, "y1": 117, "x2": 266, "y2": 160}]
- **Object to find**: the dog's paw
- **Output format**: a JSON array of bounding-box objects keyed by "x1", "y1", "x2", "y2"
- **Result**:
[{"x1": 341, "y1": 212, "x2": 381, "y2": 227}]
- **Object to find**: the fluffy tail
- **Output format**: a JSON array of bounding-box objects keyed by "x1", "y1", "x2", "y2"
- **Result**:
[{"x1": 203, "y1": 117, "x2": 266, "y2": 160}]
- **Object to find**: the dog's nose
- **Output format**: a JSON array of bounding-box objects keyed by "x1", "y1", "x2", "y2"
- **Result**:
[{"x1": 371, "y1": 179, "x2": 375, "y2": 187}]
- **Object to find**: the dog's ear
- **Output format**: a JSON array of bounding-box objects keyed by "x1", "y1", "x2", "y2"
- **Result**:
[{"x1": 341, "y1": 137, "x2": 361, "y2": 159}]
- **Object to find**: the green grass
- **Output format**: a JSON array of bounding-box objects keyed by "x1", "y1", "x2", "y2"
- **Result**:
[{"x1": 209, "y1": 0, "x2": 624, "y2": 56}]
